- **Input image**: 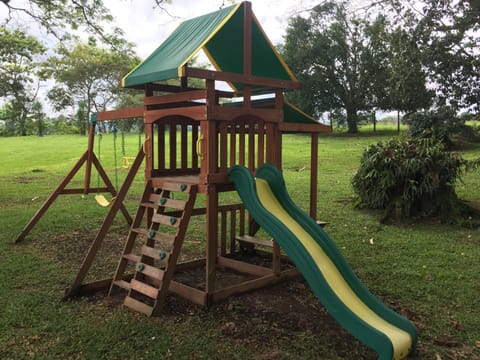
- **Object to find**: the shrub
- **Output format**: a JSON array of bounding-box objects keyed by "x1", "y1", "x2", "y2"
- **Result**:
[
  {"x1": 406, "y1": 107, "x2": 475, "y2": 147},
  {"x1": 352, "y1": 136, "x2": 477, "y2": 222}
]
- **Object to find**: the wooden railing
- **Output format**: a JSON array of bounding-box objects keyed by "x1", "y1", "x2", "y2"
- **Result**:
[{"x1": 150, "y1": 117, "x2": 201, "y2": 178}]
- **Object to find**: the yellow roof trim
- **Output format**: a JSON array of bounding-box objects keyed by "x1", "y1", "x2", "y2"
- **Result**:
[
  {"x1": 251, "y1": 12, "x2": 298, "y2": 83},
  {"x1": 177, "y1": 2, "x2": 242, "y2": 77}
]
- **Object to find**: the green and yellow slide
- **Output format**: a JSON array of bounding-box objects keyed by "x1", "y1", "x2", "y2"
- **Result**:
[{"x1": 228, "y1": 164, "x2": 417, "y2": 360}]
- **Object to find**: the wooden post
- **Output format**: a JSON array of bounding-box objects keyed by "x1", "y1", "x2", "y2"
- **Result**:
[
  {"x1": 205, "y1": 79, "x2": 218, "y2": 300},
  {"x1": 65, "y1": 149, "x2": 145, "y2": 298},
  {"x1": 310, "y1": 132, "x2": 319, "y2": 219},
  {"x1": 84, "y1": 119, "x2": 96, "y2": 194},
  {"x1": 15, "y1": 152, "x2": 88, "y2": 243},
  {"x1": 242, "y1": 1, "x2": 252, "y2": 107}
]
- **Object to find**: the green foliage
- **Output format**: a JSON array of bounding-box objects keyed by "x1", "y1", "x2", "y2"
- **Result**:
[
  {"x1": 283, "y1": 2, "x2": 391, "y2": 133},
  {"x1": 407, "y1": 107, "x2": 476, "y2": 147},
  {"x1": 41, "y1": 40, "x2": 140, "y2": 135},
  {"x1": 352, "y1": 136, "x2": 478, "y2": 221}
]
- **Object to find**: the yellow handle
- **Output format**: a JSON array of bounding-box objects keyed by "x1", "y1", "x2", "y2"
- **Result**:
[
  {"x1": 196, "y1": 133, "x2": 204, "y2": 160},
  {"x1": 142, "y1": 136, "x2": 150, "y2": 154}
]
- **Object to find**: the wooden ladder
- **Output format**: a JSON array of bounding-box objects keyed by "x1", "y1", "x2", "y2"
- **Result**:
[{"x1": 109, "y1": 180, "x2": 197, "y2": 316}]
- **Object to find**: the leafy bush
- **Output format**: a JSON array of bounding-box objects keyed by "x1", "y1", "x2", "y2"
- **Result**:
[
  {"x1": 406, "y1": 107, "x2": 475, "y2": 147},
  {"x1": 352, "y1": 136, "x2": 477, "y2": 221}
]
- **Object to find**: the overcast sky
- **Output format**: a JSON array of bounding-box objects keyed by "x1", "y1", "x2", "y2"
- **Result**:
[{"x1": 104, "y1": 0, "x2": 316, "y2": 59}]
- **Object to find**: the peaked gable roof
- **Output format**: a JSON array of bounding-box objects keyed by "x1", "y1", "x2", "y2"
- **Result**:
[{"x1": 122, "y1": 2, "x2": 297, "y2": 88}]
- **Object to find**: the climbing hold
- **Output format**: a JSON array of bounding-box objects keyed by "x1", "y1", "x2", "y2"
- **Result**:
[
  {"x1": 170, "y1": 217, "x2": 177, "y2": 225},
  {"x1": 149, "y1": 230, "x2": 156, "y2": 239},
  {"x1": 159, "y1": 250, "x2": 166, "y2": 260},
  {"x1": 180, "y1": 184, "x2": 187, "y2": 192},
  {"x1": 137, "y1": 263, "x2": 145, "y2": 272},
  {"x1": 160, "y1": 197, "x2": 167, "y2": 205},
  {"x1": 89, "y1": 113, "x2": 97, "y2": 126}
]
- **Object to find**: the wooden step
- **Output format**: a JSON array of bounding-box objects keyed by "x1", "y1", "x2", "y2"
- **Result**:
[
  {"x1": 236, "y1": 235, "x2": 273, "y2": 248},
  {"x1": 130, "y1": 279, "x2": 159, "y2": 299},
  {"x1": 162, "y1": 182, "x2": 192, "y2": 193},
  {"x1": 139, "y1": 201, "x2": 158, "y2": 209},
  {"x1": 123, "y1": 253, "x2": 141, "y2": 263},
  {"x1": 148, "y1": 194, "x2": 187, "y2": 210},
  {"x1": 124, "y1": 296, "x2": 153, "y2": 316},
  {"x1": 131, "y1": 228, "x2": 176, "y2": 244},
  {"x1": 137, "y1": 262, "x2": 165, "y2": 281},
  {"x1": 152, "y1": 213, "x2": 180, "y2": 227},
  {"x1": 141, "y1": 245, "x2": 170, "y2": 262},
  {"x1": 113, "y1": 279, "x2": 131, "y2": 291}
]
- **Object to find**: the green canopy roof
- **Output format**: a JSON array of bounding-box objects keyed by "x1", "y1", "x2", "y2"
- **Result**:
[{"x1": 122, "y1": 2, "x2": 297, "y2": 88}]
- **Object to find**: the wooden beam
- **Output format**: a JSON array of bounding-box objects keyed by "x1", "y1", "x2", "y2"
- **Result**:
[
  {"x1": 97, "y1": 107, "x2": 144, "y2": 121},
  {"x1": 65, "y1": 149, "x2": 144, "y2": 298},
  {"x1": 183, "y1": 67, "x2": 301, "y2": 90},
  {"x1": 15, "y1": 151, "x2": 87, "y2": 243},
  {"x1": 144, "y1": 90, "x2": 207, "y2": 106},
  {"x1": 310, "y1": 132, "x2": 319, "y2": 219},
  {"x1": 211, "y1": 106, "x2": 281, "y2": 122},
  {"x1": 279, "y1": 122, "x2": 332, "y2": 133},
  {"x1": 144, "y1": 106, "x2": 207, "y2": 124}
]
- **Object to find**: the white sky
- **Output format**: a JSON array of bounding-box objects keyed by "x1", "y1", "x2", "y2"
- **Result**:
[{"x1": 104, "y1": 0, "x2": 316, "y2": 59}]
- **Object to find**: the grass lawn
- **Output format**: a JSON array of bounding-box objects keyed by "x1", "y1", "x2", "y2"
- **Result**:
[{"x1": 0, "y1": 128, "x2": 479, "y2": 359}]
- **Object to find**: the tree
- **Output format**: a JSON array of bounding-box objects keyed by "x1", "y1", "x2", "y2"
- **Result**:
[
  {"x1": 1, "y1": 0, "x2": 172, "y2": 47},
  {"x1": 41, "y1": 40, "x2": 140, "y2": 135},
  {"x1": 415, "y1": 0, "x2": 479, "y2": 112},
  {"x1": 283, "y1": 2, "x2": 391, "y2": 133},
  {"x1": 0, "y1": 26, "x2": 45, "y2": 136},
  {"x1": 386, "y1": 26, "x2": 432, "y2": 123}
]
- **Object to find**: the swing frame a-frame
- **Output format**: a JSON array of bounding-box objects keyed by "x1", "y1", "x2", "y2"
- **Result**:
[{"x1": 14, "y1": 117, "x2": 136, "y2": 244}]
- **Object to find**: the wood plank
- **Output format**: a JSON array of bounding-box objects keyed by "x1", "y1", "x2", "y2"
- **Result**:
[
  {"x1": 137, "y1": 263, "x2": 165, "y2": 281},
  {"x1": 144, "y1": 106, "x2": 206, "y2": 124},
  {"x1": 113, "y1": 279, "x2": 131, "y2": 291},
  {"x1": 141, "y1": 245, "x2": 170, "y2": 262},
  {"x1": 279, "y1": 122, "x2": 332, "y2": 133},
  {"x1": 211, "y1": 107, "x2": 281, "y2": 123},
  {"x1": 124, "y1": 296, "x2": 153, "y2": 316},
  {"x1": 97, "y1": 106, "x2": 143, "y2": 121},
  {"x1": 211, "y1": 269, "x2": 301, "y2": 304},
  {"x1": 236, "y1": 235, "x2": 273, "y2": 248},
  {"x1": 143, "y1": 90, "x2": 206, "y2": 106},
  {"x1": 162, "y1": 182, "x2": 192, "y2": 193},
  {"x1": 123, "y1": 253, "x2": 140, "y2": 263},
  {"x1": 152, "y1": 213, "x2": 180, "y2": 227},
  {"x1": 217, "y1": 256, "x2": 272, "y2": 277},
  {"x1": 132, "y1": 228, "x2": 176, "y2": 244},
  {"x1": 130, "y1": 279, "x2": 159, "y2": 299},
  {"x1": 168, "y1": 280, "x2": 207, "y2": 306}
]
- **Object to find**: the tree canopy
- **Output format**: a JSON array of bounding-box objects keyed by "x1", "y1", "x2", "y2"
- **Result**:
[{"x1": 40, "y1": 40, "x2": 140, "y2": 135}]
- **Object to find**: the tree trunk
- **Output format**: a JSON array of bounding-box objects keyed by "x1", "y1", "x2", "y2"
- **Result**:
[{"x1": 346, "y1": 107, "x2": 358, "y2": 133}]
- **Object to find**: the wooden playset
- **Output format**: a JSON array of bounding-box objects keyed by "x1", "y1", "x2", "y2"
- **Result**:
[
  {"x1": 15, "y1": 4, "x2": 419, "y2": 358},
  {"x1": 16, "y1": 2, "x2": 330, "y2": 315}
]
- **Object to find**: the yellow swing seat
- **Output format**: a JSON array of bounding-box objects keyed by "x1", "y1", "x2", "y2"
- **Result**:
[{"x1": 95, "y1": 194, "x2": 116, "y2": 207}]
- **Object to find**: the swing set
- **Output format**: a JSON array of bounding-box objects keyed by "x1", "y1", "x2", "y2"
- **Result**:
[{"x1": 15, "y1": 114, "x2": 143, "y2": 240}]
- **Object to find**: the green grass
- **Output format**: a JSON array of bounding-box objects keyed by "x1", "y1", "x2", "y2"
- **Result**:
[{"x1": 1, "y1": 131, "x2": 479, "y2": 359}]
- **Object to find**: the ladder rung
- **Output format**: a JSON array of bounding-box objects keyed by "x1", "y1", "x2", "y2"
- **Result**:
[
  {"x1": 141, "y1": 245, "x2": 170, "y2": 261},
  {"x1": 140, "y1": 201, "x2": 158, "y2": 209},
  {"x1": 130, "y1": 279, "x2": 159, "y2": 299},
  {"x1": 113, "y1": 279, "x2": 131, "y2": 291},
  {"x1": 132, "y1": 228, "x2": 175, "y2": 244},
  {"x1": 123, "y1": 253, "x2": 141, "y2": 263},
  {"x1": 152, "y1": 213, "x2": 180, "y2": 227},
  {"x1": 236, "y1": 235, "x2": 273, "y2": 248},
  {"x1": 162, "y1": 182, "x2": 192, "y2": 193},
  {"x1": 144, "y1": 196, "x2": 187, "y2": 210},
  {"x1": 124, "y1": 296, "x2": 153, "y2": 316},
  {"x1": 137, "y1": 263, "x2": 164, "y2": 281}
]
